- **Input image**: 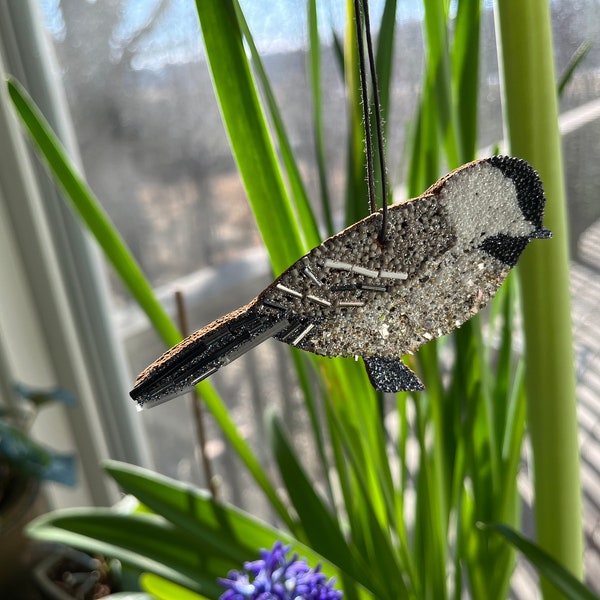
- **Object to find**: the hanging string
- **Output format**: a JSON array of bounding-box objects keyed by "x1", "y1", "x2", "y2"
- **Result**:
[
  {"x1": 353, "y1": 0, "x2": 389, "y2": 244},
  {"x1": 362, "y1": 0, "x2": 388, "y2": 244},
  {"x1": 353, "y1": 0, "x2": 376, "y2": 215}
]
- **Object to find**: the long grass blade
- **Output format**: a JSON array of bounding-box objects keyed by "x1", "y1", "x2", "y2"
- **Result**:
[
  {"x1": 375, "y1": 0, "x2": 398, "y2": 128},
  {"x1": 451, "y1": 0, "x2": 480, "y2": 162},
  {"x1": 495, "y1": 2, "x2": 583, "y2": 595},
  {"x1": 232, "y1": 0, "x2": 321, "y2": 249},
  {"x1": 7, "y1": 76, "x2": 293, "y2": 530},
  {"x1": 484, "y1": 523, "x2": 599, "y2": 600},
  {"x1": 194, "y1": 0, "x2": 304, "y2": 274},
  {"x1": 269, "y1": 417, "x2": 378, "y2": 595},
  {"x1": 308, "y1": 0, "x2": 335, "y2": 236},
  {"x1": 557, "y1": 40, "x2": 593, "y2": 98},
  {"x1": 141, "y1": 573, "x2": 207, "y2": 600},
  {"x1": 422, "y1": 0, "x2": 460, "y2": 168},
  {"x1": 289, "y1": 349, "x2": 335, "y2": 506},
  {"x1": 7, "y1": 77, "x2": 181, "y2": 348},
  {"x1": 343, "y1": 0, "x2": 369, "y2": 227}
]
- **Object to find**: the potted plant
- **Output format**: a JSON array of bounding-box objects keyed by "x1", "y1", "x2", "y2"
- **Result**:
[
  {"x1": 0, "y1": 383, "x2": 77, "y2": 591},
  {"x1": 33, "y1": 546, "x2": 122, "y2": 600}
]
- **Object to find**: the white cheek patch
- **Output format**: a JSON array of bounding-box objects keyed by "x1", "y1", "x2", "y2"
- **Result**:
[{"x1": 442, "y1": 162, "x2": 536, "y2": 245}]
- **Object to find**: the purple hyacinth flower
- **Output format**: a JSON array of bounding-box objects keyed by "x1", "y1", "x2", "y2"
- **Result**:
[{"x1": 218, "y1": 541, "x2": 343, "y2": 600}]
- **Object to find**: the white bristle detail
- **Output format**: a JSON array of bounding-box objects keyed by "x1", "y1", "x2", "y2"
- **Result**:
[
  {"x1": 379, "y1": 270, "x2": 408, "y2": 280},
  {"x1": 324, "y1": 259, "x2": 353, "y2": 271},
  {"x1": 292, "y1": 323, "x2": 315, "y2": 345},
  {"x1": 352, "y1": 265, "x2": 379, "y2": 277},
  {"x1": 276, "y1": 283, "x2": 303, "y2": 298},
  {"x1": 307, "y1": 294, "x2": 331, "y2": 307}
]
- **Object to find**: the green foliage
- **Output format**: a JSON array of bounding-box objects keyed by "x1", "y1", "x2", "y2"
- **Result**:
[
  {"x1": 194, "y1": 0, "x2": 304, "y2": 272},
  {"x1": 484, "y1": 524, "x2": 599, "y2": 600},
  {"x1": 7, "y1": 78, "x2": 180, "y2": 349},
  {"x1": 558, "y1": 40, "x2": 593, "y2": 98},
  {"x1": 141, "y1": 573, "x2": 206, "y2": 600},
  {"x1": 496, "y1": 1, "x2": 583, "y2": 596},
  {"x1": 11, "y1": 0, "x2": 581, "y2": 598},
  {"x1": 0, "y1": 384, "x2": 77, "y2": 486},
  {"x1": 8, "y1": 77, "x2": 295, "y2": 530},
  {"x1": 28, "y1": 461, "x2": 364, "y2": 600}
]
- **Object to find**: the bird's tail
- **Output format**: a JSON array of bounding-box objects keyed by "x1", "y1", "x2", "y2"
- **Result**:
[{"x1": 130, "y1": 302, "x2": 289, "y2": 408}]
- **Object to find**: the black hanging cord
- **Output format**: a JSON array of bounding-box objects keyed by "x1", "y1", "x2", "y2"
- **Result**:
[
  {"x1": 353, "y1": 0, "x2": 389, "y2": 244},
  {"x1": 353, "y1": 0, "x2": 376, "y2": 214},
  {"x1": 362, "y1": 0, "x2": 388, "y2": 243}
]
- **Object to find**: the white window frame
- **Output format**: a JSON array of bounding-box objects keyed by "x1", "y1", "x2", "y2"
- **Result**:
[{"x1": 0, "y1": 0, "x2": 152, "y2": 508}]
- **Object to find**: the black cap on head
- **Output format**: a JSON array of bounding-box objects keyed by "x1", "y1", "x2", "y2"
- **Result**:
[{"x1": 487, "y1": 156, "x2": 547, "y2": 231}]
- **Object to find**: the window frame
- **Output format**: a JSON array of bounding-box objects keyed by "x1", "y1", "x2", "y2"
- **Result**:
[{"x1": 0, "y1": 0, "x2": 152, "y2": 508}]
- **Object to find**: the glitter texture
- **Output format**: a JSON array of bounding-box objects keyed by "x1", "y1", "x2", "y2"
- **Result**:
[
  {"x1": 261, "y1": 157, "x2": 547, "y2": 359},
  {"x1": 131, "y1": 156, "x2": 551, "y2": 404}
]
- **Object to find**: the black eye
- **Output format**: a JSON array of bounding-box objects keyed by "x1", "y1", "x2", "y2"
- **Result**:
[{"x1": 480, "y1": 234, "x2": 531, "y2": 266}]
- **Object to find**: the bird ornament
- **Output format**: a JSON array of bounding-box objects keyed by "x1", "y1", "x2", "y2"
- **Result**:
[{"x1": 131, "y1": 155, "x2": 551, "y2": 407}]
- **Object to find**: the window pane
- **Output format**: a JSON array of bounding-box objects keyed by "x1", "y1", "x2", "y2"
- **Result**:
[{"x1": 37, "y1": 0, "x2": 600, "y2": 522}]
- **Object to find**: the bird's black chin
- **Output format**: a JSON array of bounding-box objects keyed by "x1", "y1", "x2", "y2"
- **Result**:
[{"x1": 480, "y1": 234, "x2": 531, "y2": 267}]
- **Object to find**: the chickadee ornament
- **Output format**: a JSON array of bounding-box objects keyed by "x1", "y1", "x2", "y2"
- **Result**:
[{"x1": 130, "y1": 155, "x2": 551, "y2": 407}]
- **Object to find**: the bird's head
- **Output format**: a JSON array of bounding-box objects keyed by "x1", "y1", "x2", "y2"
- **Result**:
[{"x1": 440, "y1": 156, "x2": 551, "y2": 266}]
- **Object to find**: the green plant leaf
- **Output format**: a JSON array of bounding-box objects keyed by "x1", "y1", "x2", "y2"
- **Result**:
[
  {"x1": 557, "y1": 40, "x2": 593, "y2": 98},
  {"x1": 324, "y1": 415, "x2": 411, "y2": 599},
  {"x1": 451, "y1": 0, "x2": 480, "y2": 162},
  {"x1": 343, "y1": 0, "x2": 369, "y2": 227},
  {"x1": 495, "y1": 1, "x2": 583, "y2": 593},
  {"x1": 104, "y1": 460, "x2": 296, "y2": 562},
  {"x1": 27, "y1": 510, "x2": 225, "y2": 597},
  {"x1": 288, "y1": 349, "x2": 335, "y2": 507},
  {"x1": 269, "y1": 416, "x2": 373, "y2": 589},
  {"x1": 29, "y1": 460, "x2": 367, "y2": 598},
  {"x1": 140, "y1": 573, "x2": 209, "y2": 600},
  {"x1": 101, "y1": 460, "x2": 360, "y2": 591},
  {"x1": 195, "y1": 0, "x2": 304, "y2": 274},
  {"x1": 375, "y1": 0, "x2": 398, "y2": 128},
  {"x1": 101, "y1": 594, "x2": 152, "y2": 599},
  {"x1": 232, "y1": 0, "x2": 321, "y2": 248},
  {"x1": 422, "y1": 0, "x2": 460, "y2": 168},
  {"x1": 6, "y1": 77, "x2": 181, "y2": 349},
  {"x1": 308, "y1": 0, "x2": 334, "y2": 236},
  {"x1": 483, "y1": 523, "x2": 599, "y2": 600},
  {"x1": 7, "y1": 75, "x2": 293, "y2": 531},
  {"x1": 372, "y1": 0, "x2": 397, "y2": 203}
]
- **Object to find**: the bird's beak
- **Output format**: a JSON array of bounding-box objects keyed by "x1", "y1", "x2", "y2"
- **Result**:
[{"x1": 532, "y1": 227, "x2": 552, "y2": 240}]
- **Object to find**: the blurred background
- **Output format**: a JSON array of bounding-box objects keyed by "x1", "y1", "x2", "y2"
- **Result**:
[
  {"x1": 33, "y1": 0, "x2": 600, "y2": 509},
  {"x1": 0, "y1": 0, "x2": 599, "y2": 595},
  {"x1": 1, "y1": 0, "x2": 599, "y2": 556}
]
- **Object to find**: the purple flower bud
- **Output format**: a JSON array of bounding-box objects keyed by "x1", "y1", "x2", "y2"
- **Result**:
[{"x1": 218, "y1": 541, "x2": 343, "y2": 599}]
